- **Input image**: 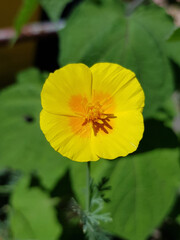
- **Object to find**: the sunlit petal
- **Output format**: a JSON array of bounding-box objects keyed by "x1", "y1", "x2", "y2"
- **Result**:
[
  {"x1": 91, "y1": 63, "x2": 145, "y2": 113},
  {"x1": 41, "y1": 63, "x2": 92, "y2": 116},
  {"x1": 40, "y1": 109, "x2": 98, "y2": 162},
  {"x1": 92, "y1": 111, "x2": 144, "y2": 159}
]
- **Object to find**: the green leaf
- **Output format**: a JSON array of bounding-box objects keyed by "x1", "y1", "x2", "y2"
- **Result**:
[
  {"x1": 59, "y1": 0, "x2": 123, "y2": 65},
  {"x1": 71, "y1": 148, "x2": 180, "y2": 240},
  {"x1": 153, "y1": 96, "x2": 177, "y2": 128},
  {"x1": 104, "y1": 149, "x2": 180, "y2": 240},
  {"x1": 176, "y1": 214, "x2": 180, "y2": 225},
  {"x1": 14, "y1": 0, "x2": 38, "y2": 35},
  {"x1": 167, "y1": 28, "x2": 180, "y2": 41},
  {"x1": 39, "y1": 0, "x2": 72, "y2": 21},
  {"x1": 10, "y1": 175, "x2": 61, "y2": 240},
  {"x1": 136, "y1": 6, "x2": 180, "y2": 68},
  {"x1": 129, "y1": 4, "x2": 180, "y2": 67},
  {"x1": 59, "y1": 2, "x2": 175, "y2": 119},
  {"x1": 166, "y1": 41, "x2": 180, "y2": 66},
  {"x1": 70, "y1": 121, "x2": 180, "y2": 240},
  {"x1": 0, "y1": 68, "x2": 70, "y2": 189},
  {"x1": 17, "y1": 68, "x2": 48, "y2": 85}
]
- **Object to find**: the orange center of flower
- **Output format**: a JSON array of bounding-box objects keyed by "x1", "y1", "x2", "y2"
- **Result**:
[
  {"x1": 69, "y1": 93, "x2": 116, "y2": 137},
  {"x1": 83, "y1": 102, "x2": 116, "y2": 136}
]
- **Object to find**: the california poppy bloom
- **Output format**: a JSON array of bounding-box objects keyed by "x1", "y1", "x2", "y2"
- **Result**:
[{"x1": 40, "y1": 63, "x2": 144, "y2": 162}]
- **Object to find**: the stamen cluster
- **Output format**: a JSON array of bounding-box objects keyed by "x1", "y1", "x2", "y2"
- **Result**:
[
  {"x1": 83, "y1": 102, "x2": 115, "y2": 135},
  {"x1": 86, "y1": 103, "x2": 105, "y2": 124}
]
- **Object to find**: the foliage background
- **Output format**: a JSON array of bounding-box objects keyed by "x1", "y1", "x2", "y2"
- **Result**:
[{"x1": 0, "y1": 0, "x2": 180, "y2": 239}]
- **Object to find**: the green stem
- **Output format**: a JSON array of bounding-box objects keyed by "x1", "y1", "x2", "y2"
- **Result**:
[{"x1": 86, "y1": 161, "x2": 91, "y2": 212}]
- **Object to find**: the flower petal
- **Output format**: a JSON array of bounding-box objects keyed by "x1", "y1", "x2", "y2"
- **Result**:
[
  {"x1": 92, "y1": 111, "x2": 144, "y2": 159},
  {"x1": 40, "y1": 109, "x2": 99, "y2": 162},
  {"x1": 91, "y1": 63, "x2": 145, "y2": 113},
  {"x1": 41, "y1": 63, "x2": 92, "y2": 116}
]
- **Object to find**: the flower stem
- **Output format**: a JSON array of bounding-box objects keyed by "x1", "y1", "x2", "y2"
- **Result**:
[{"x1": 86, "y1": 161, "x2": 91, "y2": 212}]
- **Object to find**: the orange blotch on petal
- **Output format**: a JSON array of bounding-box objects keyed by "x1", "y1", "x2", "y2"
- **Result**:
[
  {"x1": 69, "y1": 117, "x2": 92, "y2": 138},
  {"x1": 69, "y1": 95, "x2": 88, "y2": 117},
  {"x1": 92, "y1": 90, "x2": 115, "y2": 113},
  {"x1": 69, "y1": 92, "x2": 116, "y2": 137}
]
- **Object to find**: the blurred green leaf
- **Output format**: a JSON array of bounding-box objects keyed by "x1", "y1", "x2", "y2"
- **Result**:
[
  {"x1": 59, "y1": 2, "x2": 175, "y2": 119},
  {"x1": 70, "y1": 146, "x2": 180, "y2": 240},
  {"x1": 130, "y1": 4, "x2": 180, "y2": 68},
  {"x1": 167, "y1": 28, "x2": 180, "y2": 42},
  {"x1": 167, "y1": 41, "x2": 180, "y2": 66},
  {"x1": 14, "y1": 0, "x2": 38, "y2": 36},
  {"x1": 0, "y1": 68, "x2": 69, "y2": 189},
  {"x1": 10, "y1": 175, "x2": 61, "y2": 240},
  {"x1": 39, "y1": 0, "x2": 72, "y2": 21},
  {"x1": 17, "y1": 68, "x2": 48, "y2": 85},
  {"x1": 176, "y1": 213, "x2": 180, "y2": 225},
  {"x1": 153, "y1": 96, "x2": 177, "y2": 128},
  {"x1": 104, "y1": 149, "x2": 180, "y2": 240},
  {"x1": 59, "y1": 0, "x2": 123, "y2": 65}
]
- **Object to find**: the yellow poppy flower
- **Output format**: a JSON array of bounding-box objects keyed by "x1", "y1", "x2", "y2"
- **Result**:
[{"x1": 40, "y1": 63, "x2": 145, "y2": 162}]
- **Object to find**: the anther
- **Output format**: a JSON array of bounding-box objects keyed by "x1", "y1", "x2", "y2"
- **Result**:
[{"x1": 82, "y1": 101, "x2": 116, "y2": 135}]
